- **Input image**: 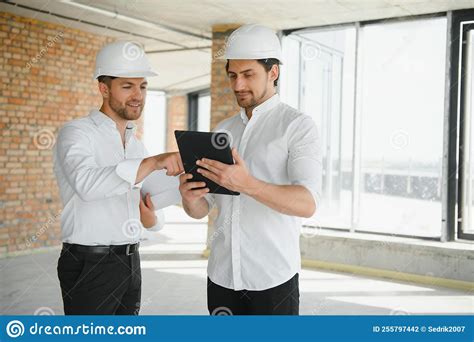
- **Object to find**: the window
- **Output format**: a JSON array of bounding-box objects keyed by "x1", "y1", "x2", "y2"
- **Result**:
[
  {"x1": 188, "y1": 90, "x2": 211, "y2": 132},
  {"x1": 197, "y1": 93, "x2": 211, "y2": 132},
  {"x1": 281, "y1": 16, "x2": 448, "y2": 239},
  {"x1": 461, "y1": 30, "x2": 474, "y2": 237},
  {"x1": 453, "y1": 10, "x2": 474, "y2": 241},
  {"x1": 143, "y1": 91, "x2": 167, "y2": 155},
  {"x1": 356, "y1": 18, "x2": 447, "y2": 237},
  {"x1": 281, "y1": 26, "x2": 356, "y2": 230}
]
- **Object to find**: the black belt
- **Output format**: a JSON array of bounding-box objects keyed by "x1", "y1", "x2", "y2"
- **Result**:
[{"x1": 62, "y1": 242, "x2": 139, "y2": 256}]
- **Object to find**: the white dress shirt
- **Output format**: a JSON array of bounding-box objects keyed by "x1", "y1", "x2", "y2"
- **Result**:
[
  {"x1": 53, "y1": 109, "x2": 164, "y2": 246},
  {"x1": 205, "y1": 94, "x2": 322, "y2": 291}
]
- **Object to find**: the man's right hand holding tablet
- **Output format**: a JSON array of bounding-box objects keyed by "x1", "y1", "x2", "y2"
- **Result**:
[{"x1": 179, "y1": 173, "x2": 210, "y2": 219}]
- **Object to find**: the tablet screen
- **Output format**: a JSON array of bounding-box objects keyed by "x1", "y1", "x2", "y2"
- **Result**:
[{"x1": 174, "y1": 130, "x2": 240, "y2": 196}]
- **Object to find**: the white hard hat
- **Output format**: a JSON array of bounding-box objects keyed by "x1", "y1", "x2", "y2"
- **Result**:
[
  {"x1": 222, "y1": 24, "x2": 282, "y2": 62},
  {"x1": 93, "y1": 41, "x2": 157, "y2": 79}
]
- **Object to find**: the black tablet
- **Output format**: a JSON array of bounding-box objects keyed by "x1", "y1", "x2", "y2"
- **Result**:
[{"x1": 174, "y1": 130, "x2": 240, "y2": 196}]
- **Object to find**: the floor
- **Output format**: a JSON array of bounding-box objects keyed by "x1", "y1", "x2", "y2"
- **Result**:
[{"x1": 0, "y1": 206, "x2": 472, "y2": 315}]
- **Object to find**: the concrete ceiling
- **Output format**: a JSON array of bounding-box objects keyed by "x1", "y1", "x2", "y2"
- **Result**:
[{"x1": 3, "y1": 0, "x2": 474, "y2": 93}]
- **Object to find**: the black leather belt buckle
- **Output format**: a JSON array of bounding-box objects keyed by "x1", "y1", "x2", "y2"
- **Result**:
[{"x1": 125, "y1": 244, "x2": 134, "y2": 256}]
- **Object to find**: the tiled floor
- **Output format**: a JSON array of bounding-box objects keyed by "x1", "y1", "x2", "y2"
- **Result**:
[{"x1": 0, "y1": 206, "x2": 472, "y2": 315}]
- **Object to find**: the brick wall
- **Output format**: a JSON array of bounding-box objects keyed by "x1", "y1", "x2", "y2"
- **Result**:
[
  {"x1": 0, "y1": 11, "x2": 118, "y2": 256},
  {"x1": 166, "y1": 94, "x2": 188, "y2": 151},
  {"x1": 209, "y1": 24, "x2": 241, "y2": 130},
  {"x1": 0, "y1": 12, "x2": 239, "y2": 256},
  {"x1": 206, "y1": 24, "x2": 241, "y2": 248}
]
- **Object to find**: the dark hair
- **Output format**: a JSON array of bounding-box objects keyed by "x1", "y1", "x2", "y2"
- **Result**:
[
  {"x1": 225, "y1": 58, "x2": 280, "y2": 86},
  {"x1": 97, "y1": 75, "x2": 117, "y2": 87}
]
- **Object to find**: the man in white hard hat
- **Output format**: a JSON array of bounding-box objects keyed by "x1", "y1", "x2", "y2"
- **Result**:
[
  {"x1": 54, "y1": 41, "x2": 183, "y2": 315},
  {"x1": 179, "y1": 24, "x2": 322, "y2": 315}
]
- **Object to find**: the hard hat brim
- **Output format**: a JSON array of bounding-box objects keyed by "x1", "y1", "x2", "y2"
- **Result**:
[
  {"x1": 94, "y1": 70, "x2": 158, "y2": 80},
  {"x1": 220, "y1": 54, "x2": 284, "y2": 65}
]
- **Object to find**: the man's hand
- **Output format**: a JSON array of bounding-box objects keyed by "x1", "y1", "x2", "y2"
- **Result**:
[
  {"x1": 154, "y1": 152, "x2": 184, "y2": 176},
  {"x1": 136, "y1": 152, "x2": 184, "y2": 184},
  {"x1": 179, "y1": 173, "x2": 211, "y2": 219},
  {"x1": 139, "y1": 193, "x2": 157, "y2": 228},
  {"x1": 195, "y1": 148, "x2": 316, "y2": 217},
  {"x1": 196, "y1": 148, "x2": 260, "y2": 195},
  {"x1": 179, "y1": 173, "x2": 209, "y2": 204}
]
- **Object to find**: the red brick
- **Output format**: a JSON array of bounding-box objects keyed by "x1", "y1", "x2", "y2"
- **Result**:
[{"x1": 0, "y1": 11, "x2": 114, "y2": 256}]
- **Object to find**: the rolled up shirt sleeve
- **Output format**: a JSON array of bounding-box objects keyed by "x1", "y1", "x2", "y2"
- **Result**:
[
  {"x1": 116, "y1": 158, "x2": 144, "y2": 187},
  {"x1": 56, "y1": 124, "x2": 143, "y2": 202},
  {"x1": 146, "y1": 209, "x2": 165, "y2": 232},
  {"x1": 287, "y1": 115, "x2": 323, "y2": 209}
]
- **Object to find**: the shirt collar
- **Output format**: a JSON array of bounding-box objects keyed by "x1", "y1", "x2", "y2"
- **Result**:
[
  {"x1": 89, "y1": 109, "x2": 137, "y2": 131},
  {"x1": 239, "y1": 94, "x2": 280, "y2": 125}
]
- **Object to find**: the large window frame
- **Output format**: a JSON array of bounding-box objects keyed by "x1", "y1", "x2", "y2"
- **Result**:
[
  {"x1": 188, "y1": 89, "x2": 211, "y2": 132},
  {"x1": 284, "y1": 11, "x2": 474, "y2": 242},
  {"x1": 449, "y1": 10, "x2": 474, "y2": 241}
]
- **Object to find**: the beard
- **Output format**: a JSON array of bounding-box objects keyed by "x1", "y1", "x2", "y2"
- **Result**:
[
  {"x1": 234, "y1": 83, "x2": 270, "y2": 110},
  {"x1": 108, "y1": 96, "x2": 144, "y2": 121},
  {"x1": 235, "y1": 91, "x2": 257, "y2": 108}
]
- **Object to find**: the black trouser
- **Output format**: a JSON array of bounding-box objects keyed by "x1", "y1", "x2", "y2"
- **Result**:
[
  {"x1": 57, "y1": 243, "x2": 141, "y2": 315},
  {"x1": 207, "y1": 273, "x2": 299, "y2": 315}
]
